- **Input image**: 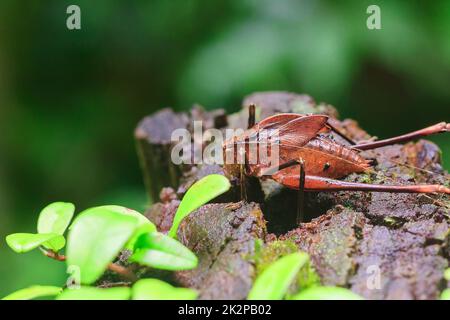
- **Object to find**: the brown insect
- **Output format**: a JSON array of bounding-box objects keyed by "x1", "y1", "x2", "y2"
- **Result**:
[{"x1": 223, "y1": 105, "x2": 449, "y2": 222}]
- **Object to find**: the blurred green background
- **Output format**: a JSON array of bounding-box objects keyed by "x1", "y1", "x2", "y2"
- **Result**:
[{"x1": 0, "y1": 0, "x2": 449, "y2": 296}]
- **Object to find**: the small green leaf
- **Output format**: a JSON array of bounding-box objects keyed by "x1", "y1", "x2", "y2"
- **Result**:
[
  {"x1": 132, "y1": 279, "x2": 197, "y2": 300},
  {"x1": 57, "y1": 286, "x2": 131, "y2": 300},
  {"x1": 37, "y1": 202, "x2": 75, "y2": 235},
  {"x1": 98, "y1": 206, "x2": 156, "y2": 250},
  {"x1": 6, "y1": 233, "x2": 65, "y2": 253},
  {"x1": 2, "y1": 286, "x2": 62, "y2": 300},
  {"x1": 43, "y1": 235, "x2": 66, "y2": 252},
  {"x1": 441, "y1": 289, "x2": 450, "y2": 300},
  {"x1": 125, "y1": 223, "x2": 157, "y2": 251},
  {"x1": 444, "y1": 268, "x2": 450, "y2": 281},
  {"x1": 132, "y1": 250, "x2": 197, "y2": 271},
  {"x1": 168, "y1": 174, "x2": 230, "y2": 238},
  {"x1": 66, "y1": 207, "x2": 139, "y2": 284},
  {"x1": 248, "y1": 252, "x2": 309, "y2": 300},
  {"x1": 131, "y1": 232, "x2": 198, "y2": 271},
  {"x1": 98, "y1": 205, "x2": 151, "y2": 227},
  {"x1": 95, "y1": 205, "x2": 156, "y2": 250},
  {"x1": 291, "y1": 286, "x2": 363, "y2": 300}
]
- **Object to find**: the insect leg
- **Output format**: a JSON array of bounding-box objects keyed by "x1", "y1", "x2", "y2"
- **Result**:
[
  {"x1": 240, "y1": 136, "x2": 250, "y2": 201},
  {"x1": 326, "y1": 122, "x2": 357, "y2": 145},
  {"x1": 256, "y1": 158, "x2": 308, "y2": 223},
  {"x1": 297, "y1": 159, "x2": 306, "y2": 224},
  {"x1": 259, "y1": 159, "x2": 298, "y2": 176},
  {"x1": 247, "y1": 104, "x2": 256, "y2": 129},
  {"x1": 301, "y1": 175, "x2": 450, "y2": 194},
  {"x1": 352, "y1": 122, "x2": 448, "y2": 150},
  {"x1": 239, "y1": 163, "x2": 247, "y2": 201}
]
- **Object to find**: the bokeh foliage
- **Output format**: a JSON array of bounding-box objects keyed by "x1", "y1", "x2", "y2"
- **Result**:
[{"x1": 0, "y1": 0, "x2": 449, "y2": 295}]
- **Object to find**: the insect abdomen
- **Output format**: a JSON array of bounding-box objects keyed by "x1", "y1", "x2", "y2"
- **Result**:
[
  {"x1": 276, "y1": 138, "x2": 370, "y2": 179},
  {"x1": 306, "y1": 138, "x2": 370, "y2": 178}
]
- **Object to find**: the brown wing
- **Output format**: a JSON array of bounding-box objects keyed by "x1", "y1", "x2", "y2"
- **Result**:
[
  {"x1": 246, "y1": 115, "x2": 329, "y2": 174},
  {"x1": 275, "y1": 115, "x2": 329, "y2": 149},
  {"x1": 257, "y1": 113, "x2": 330, "y2": 137},
  {"x1": 234, "y1": 114, "x2": 329, "y2": 174},
  {"x1": 256, "y1": 113, "x2": 302, "y2": 130}
]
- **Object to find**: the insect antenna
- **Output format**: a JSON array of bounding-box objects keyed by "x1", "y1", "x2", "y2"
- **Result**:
[
  {"x1": 361, "y1": 148, "x2": 449, "y2": 179},
  {"x1": 364, "y1": 152, "x2": 449, "y2": 208},
  {"x1": 384, "y1": 157, "x2": 447, "y2": 178},
  {"x1": 382, "y1": 169, "x2": 449, "y2": 208}
]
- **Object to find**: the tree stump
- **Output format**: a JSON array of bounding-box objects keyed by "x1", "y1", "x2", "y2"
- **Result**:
[{"x1": 136, "y1": 91, "x2": 449, "y2": 300}]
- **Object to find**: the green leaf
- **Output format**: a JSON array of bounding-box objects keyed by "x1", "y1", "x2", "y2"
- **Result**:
[
  {"x1": 95, "y1": 205, "x2": 157, "y2": 250},
  {"x1": 444, "y1": 268, "x2": 450, "y2": 281},
  {"x1": 66, "y1": 207, "x2": 139, "y2": 284},
  {"x1": 131, "y1": 232, "x2": 197, "y2": 271},
  {"x1": 248, "y1": 252, "x2": 309, "y2": 300},
  {"x1": 98, "y1": 205, "x2": 156, "y2": 250},
  {"x1": 441, "y1": 289, "x2": 450, "y2": 300},
  {"x1": 125, "y1": 223, "x2": 157, "y2": 251},
  {"x1": 132, "y1": 279, "x2": 197, "y2": 300},
  {"x1": 168, "y1": 174, "x2": 230, "y2": 238},
  {"x1": 57, "y1": 286, "x2": 130, "y2": 300},
  {"x1": 37, "y1": 202, "x2": 75, "y2": 235},
  {"x1": 89, "y1": 205, "x2": 156, "y2": 250},
  {"x1": 291, "y1": 286, "x2": 363, "y2": 300},
  {"x1": 132, "y1": 250, "x2": 197, "y2": 271},
  {"x1": 6, "y1": 233, "x2": 65, "y2": 253},
  {"x1": 98, "y1": 205, "x2": 152, "y2": 227},
  {"x1": 2, "y1": 285, "x2": 62, "y2": 300}
]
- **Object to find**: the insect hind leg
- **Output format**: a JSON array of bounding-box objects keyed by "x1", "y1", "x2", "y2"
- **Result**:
[
  {"x1": 301, "y1": 175, "x2": 450, "y2": 194},
  {"x1": 352, "y1": 122, "x2": 449, "y2": 151}
]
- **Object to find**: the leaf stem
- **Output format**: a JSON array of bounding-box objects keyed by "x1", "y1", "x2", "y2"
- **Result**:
[
  {"x1": 40, "y1": 247, "x2": 137, "y2": 282},
  {"x1": 106, "y1": 263, "x2": 137, "y2": 282},
  {"x1": 41, "y1": 247, "x2": 66, "y2": 261}
]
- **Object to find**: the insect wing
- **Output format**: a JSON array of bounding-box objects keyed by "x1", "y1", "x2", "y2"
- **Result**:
[{"x1": 277, "y1": 115, "x2": 329, "y2": 149}]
